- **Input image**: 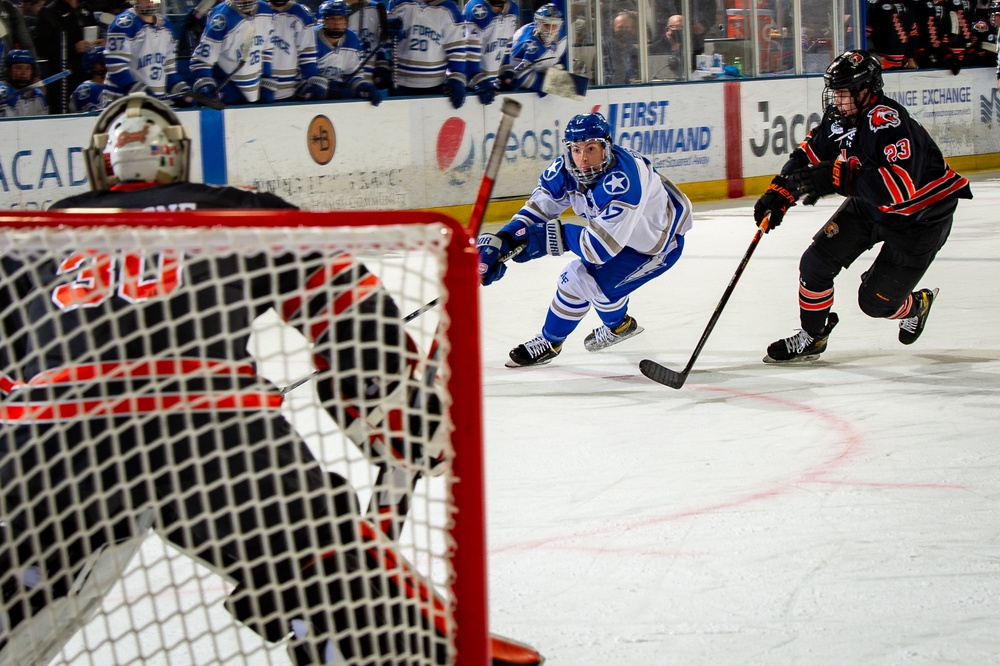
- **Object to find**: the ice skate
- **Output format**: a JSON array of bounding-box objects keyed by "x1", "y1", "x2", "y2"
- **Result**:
[
  {"x1": 763, "y1": 313, "x2": 839, "y2": 363},
  {"x1": 506, "y1": 334, "x2": 562, "y2": 367},
  {"x1": 898, "y1": 288, "x2": 938, "y2": 345},
  {"x1": 583, "y1": 316, "x2": 644, "y2": 352}
]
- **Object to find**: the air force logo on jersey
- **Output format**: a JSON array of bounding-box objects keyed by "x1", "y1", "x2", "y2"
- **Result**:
[
  {"x1": 471, "y1": 3, "x2": 488, "y2": 19},
  {"x1": 603, "y1": 172, "x2": 629, "y2": 196},
  {"x1": 116, "y1": 12, "x2": 135, "y2": 28},
  {"x1": 544, "y1": 157, "x2": 563, "y2": 180},
  {"x1": 524, "y1": 40, "x2": 539, "y2": 55},
  {"x1": 211, "y1": 14, "x2": 227, "y2": 31},
  {"x1": 868, "y1": 105, "x2": 901, "y2": 132}
]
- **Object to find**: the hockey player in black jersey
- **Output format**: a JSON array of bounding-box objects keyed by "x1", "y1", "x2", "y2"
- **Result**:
[
  {"x1": 754, "y1": 50, "x2": 972, "y2": 363},
  {"x1": 0, "y1": 94, "x2": 451, "y2": 665}
]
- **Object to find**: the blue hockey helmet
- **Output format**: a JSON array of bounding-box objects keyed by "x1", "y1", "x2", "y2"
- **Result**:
[
  {"x1": 318, "y1": 0, "x2": 351, "y2": 18},
  {"x1": 533, "y1": 3, "x2": 563, "y2": 45},
  {"x1": 5, "y1": 49, "x2": 35, "y2": 67},
  {"x1": 563, "y1": 112, "x2": 614, "y2": 185},
  {"x1": 82, "y1": 46, "x2": 106, "y2": 74}
]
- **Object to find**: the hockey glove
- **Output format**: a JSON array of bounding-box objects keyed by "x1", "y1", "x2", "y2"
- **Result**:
[
  {"x1": 516, "y1": 220, "x2": 566, "y2": 261},
  {"x1": 476, "y1": 232, "x2": 514, "y2": 286},
  {"x1": 356, "y1": 81, "x2": 383, "y2": 106},
  {"x1": 193, "y1": 77, "x2": 218, "y2": 99},
  {"x1": 469, "y1": 78, "x2": 496, "y2": 105},
  {"x1": 259, "y1": 77, "x2": 279, "y2": 104},
  {"x1": 443, "y1": 78, "x2": 466, "y2": 109},
  {"x1": 126, "y1": 81, "x2": 149, "y2": 95},
  {"x1": 296, "y1": 76, "x2": 328, "y2": 100},
  {"x1": 498, "y1": 69, "x2": 517, "y2": 91},
  {"x1": 753, "y1": 175, "x2": 797, "y2": 230},
  {"x1": 786, "y1": 159, "x2": 851, "y2": 201},
  {"x1": 386, "y1": 17, "x2": 406, "y2": 40}
]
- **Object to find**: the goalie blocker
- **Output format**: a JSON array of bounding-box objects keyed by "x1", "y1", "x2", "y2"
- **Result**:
[{"x1": 0, "y1": 95, "x2": 540, "y2": 665}]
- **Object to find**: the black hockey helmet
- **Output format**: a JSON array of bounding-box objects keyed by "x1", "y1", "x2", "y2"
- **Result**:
[{"x1": 822, "y1": 50, "x2": 883, "y2": 123}]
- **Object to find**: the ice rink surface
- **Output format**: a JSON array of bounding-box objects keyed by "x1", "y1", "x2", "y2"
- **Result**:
[{"x1": 480, "y1": 173, "x2": 1000, "y2": 665}]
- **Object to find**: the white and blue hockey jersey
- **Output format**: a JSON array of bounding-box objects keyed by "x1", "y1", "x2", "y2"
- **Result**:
[
  {"x1": 348, "y1": 0, "x2": 388, "y2": 59},
  {"x1": 105, "y1": 9, "x2": 185, "y2": 98},
  {"x1": 269, "y1": 1, "x2": 319, "y2": 100},
  {"x1": 69, "y1": 80, "x2": 113, "y2": 112},
  {"x1": 388, "y1": 0, "x2": 467, "y2": 88},
  {"x1": 509, "y1": 21, "x2": 566, "y2": 93},
  {"x1": 0, "y1": 83, "x2": 47, "y2": 117},
  {"x1": 463, "y1": 0, "x2": 518, "y2": 83},
  {"x1": 511, "y1": 145, "x2": 693, "y2": 265},
  {"x1": 314, "y1": 26, "x2": 367, "y2": 92},
  {"x1": 190, "y1": 0, "x2": 275, "y2": 102}
]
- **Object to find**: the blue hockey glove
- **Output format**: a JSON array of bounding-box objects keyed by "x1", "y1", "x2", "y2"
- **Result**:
[
  {"x1": 498, "y1": 69, "x2": 517, "y2": 91},
  {"x1": 476, "y1": 232, "x2": 515, "y2": 286},
  {"x1": 443, "y1": 78, "x2": 466, "y2": 109},
  {"x1": 193, "y1": 77, "x2": 218, "y2": 99},
  {"x1": 469, "y1": 78, "x2": 496, "y2": 105},
  {"x1": 516, "y1": 220, "x2": 566, "y2": 261},
  {"x1": 753, "y1": 175, "x2": 796, "y2": 230},
  {"x1": 786, "y1": 159, "x2": 851, "y2": 201},
  {"x1": 296, "y1": 76, "x2": 328, "y2": 100},
  {"x1": 259, "y1": 77, "x2": 279, "y2": 104},
  {"x1": 387, "y1": 17, "x2": 406, "y2": 40},
  {"x1": 356, "y1": 81, "x2": 383, "y2": 106}
]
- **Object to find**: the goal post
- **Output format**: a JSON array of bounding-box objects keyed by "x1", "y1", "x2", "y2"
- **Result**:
[{"x1": 0, "y1": 209, "x2": 488, "y2": 665}]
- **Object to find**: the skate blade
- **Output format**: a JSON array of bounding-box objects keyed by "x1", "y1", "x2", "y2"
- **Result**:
[
  {"x1": 762, "y1": 353, "x2": 822, "y2": 364},
  {"x1": 504, "y1": 357, "x2": 555, "y2": 368}
]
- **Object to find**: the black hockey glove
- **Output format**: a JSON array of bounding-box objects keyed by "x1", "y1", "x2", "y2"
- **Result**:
[
  {"x1": 443, "y1": 78, "x2": 466, "y2": 109},
  {"x1": 753, "y1": 175, "x2": 797, "y2": 231},
  {"x1": 786, "y1": 159, "x2": 851, "y2": 202}
]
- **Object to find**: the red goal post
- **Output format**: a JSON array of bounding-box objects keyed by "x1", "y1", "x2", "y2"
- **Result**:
[{"x1": 0, "y1": 209, "x2": 488, "y2": 665}]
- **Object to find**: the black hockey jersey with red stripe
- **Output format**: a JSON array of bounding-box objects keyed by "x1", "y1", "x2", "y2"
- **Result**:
[
  {"x1": 866, "y1": 0, "x2": 919, "y2": 67},
  {"x1": 782, "y1": 94, "x2": 972, "y2": 229}
]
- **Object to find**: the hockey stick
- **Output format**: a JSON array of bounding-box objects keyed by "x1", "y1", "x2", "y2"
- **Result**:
[
  {"x1": 344, "y1": 2, "x2": 390, "y2": 78},
  {"x1": 367, "y1": 98, "x2": 522, "y2": 536},
  {"x1": 18, "y1": 70, "x2": 71, "y2": 94},
  {"x1": 402, "y1": 98, "x2": 522, "y2": 323},
  {"x1": 639, "y1": 215, "x2": 770, "y2": 389}
]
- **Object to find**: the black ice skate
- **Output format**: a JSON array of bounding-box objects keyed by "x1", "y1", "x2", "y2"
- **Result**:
[
  {"x1": 506, "y1": 334, "x2": 562, "y2": 367},
  {"x1": 763, "y1": 313, "x2": 839, "y2": 364},
  {"x1": 583, "y1": 315, "x2": 644, "y2": 352},
  {"x1": 898, "y1": 288, "x2": 938, "y2": 345}
]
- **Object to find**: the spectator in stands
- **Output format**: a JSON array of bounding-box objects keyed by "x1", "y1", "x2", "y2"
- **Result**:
[
  {"x1": 603, "y1": 10, "x2": 640, "y2": 84},
  {"x1": 649, "y1": 13, "x2": 685, "y2": 79},
  {"x1": 0, "y1": 47, "x2": 47, "y2": 115},
  {"x1": 35, "y1": 0, "x2": 104, "y2": 114},
  {"x1": 865, "y1": 0, "x2": 918, "y2": 69},
  {"x1": 654, "y1": 0, "x2": 716, "y2": 43},
  {"x1": 16, "y1": 0, "x2": 46, "y2": 44},
  {"x1": 1, "y1": 0, "x2": 37, "y2": 77}
]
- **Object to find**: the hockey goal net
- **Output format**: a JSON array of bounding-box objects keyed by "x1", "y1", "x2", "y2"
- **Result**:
[{"x1": 0, "y1": 210, "x2": 487, "y2": 666}]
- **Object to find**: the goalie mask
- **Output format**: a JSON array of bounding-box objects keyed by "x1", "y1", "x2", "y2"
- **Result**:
[
  {"x1": 822, "y1": 50, "x2": 883, "y2": 125},
  {"x1": 130, "y1": 0, "x2": 163, "y2": 16},
  {"x1": 563, "y1": 112, "x2": 614, "y2": 186},
  {"x1": 84, "y1": 93, "x2": 191, "y2": 190},
  {"x1": 533, "y1": 4, "x2": 563, "y2": 46},
  {"x1": 228, "y1": 0, "x2": 258, "y2": 15}
]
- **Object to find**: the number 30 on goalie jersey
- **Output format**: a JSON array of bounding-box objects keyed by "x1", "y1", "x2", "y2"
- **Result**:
[{"x1": 51, "y1": 251, "x2": 183, "y2": 311}]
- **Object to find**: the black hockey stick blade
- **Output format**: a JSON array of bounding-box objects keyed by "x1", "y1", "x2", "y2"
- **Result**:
[
  {"x1": 639, "y1": 215, "x2": 770, "y2": 390},
  {"x1": 639, "y1": 358, "x2": 688, "y2": 389}
]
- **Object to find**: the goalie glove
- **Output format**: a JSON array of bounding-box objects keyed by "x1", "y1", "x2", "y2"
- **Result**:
[
  {"x1": 753, "y1": 175, "x2": 797, "y2": 230},
  {"x1": 786, "y1": 159, "x2": 852, "y2": 202}
]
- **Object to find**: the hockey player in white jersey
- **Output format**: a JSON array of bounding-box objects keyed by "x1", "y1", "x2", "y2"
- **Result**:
[
  {"x1": 0, "y1": 49, "x2": 47, "y2": 117},
  {"x1": 463, "y1": 0, "x2": 519, "y2": 105},
  {"x1": 105, "y1": 0, "x2": 192, "y2": 100},
  {"x1": 267, "y1": 0, "x2": 327, "y2": 99},
  {"x1": 388, "y1": 0, "x2": 468, "y2": 107},
  {"x1": 315, "y1": 0, "x2": 382, "y2": 103},
  {"x1": 477, "y1": 112, "x2": 693, "y2": 367},
  {"x1": 190, "y1": 0, "x2": 276, "y2": 104},
  {"x1": 508, "y1": 2, "x2": 566, "y2": 95},
  {"x1": 69, "y1": 46, "x2": 113, "y2": 112}
]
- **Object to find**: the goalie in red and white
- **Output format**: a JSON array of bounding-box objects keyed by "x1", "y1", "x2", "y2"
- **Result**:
[{"x1": 0, "y1": 94, "x2": 539, "y2": 665}]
